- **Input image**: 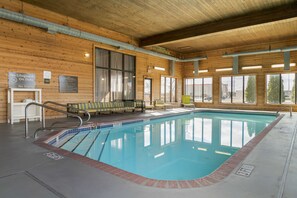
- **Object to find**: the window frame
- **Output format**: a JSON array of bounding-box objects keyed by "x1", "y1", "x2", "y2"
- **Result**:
[
  {"x1": 160, "y1": 76, "x2": 177, "y2": 103},
  {"x1": 219, "y1": 74, "x2": 257, "y2": 105},
  {"x1": 94, "y1": 47, "x2": 136, "y2": 102},
  {"x1": 183, "y1": 77, "x2": 213, "y2": 103},
  {"x1": 265, "y1": 72, "x2": 297, "y2": 105}
]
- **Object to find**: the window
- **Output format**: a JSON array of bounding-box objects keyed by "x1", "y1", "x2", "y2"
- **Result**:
[
  {"x1": 220, "y1": 75, "x2": 256, "y2": 104},
  {"x1": 221, "y1": 77, "x2": 232, "y2": 103},
  {"x1": 184, "y1": 79, "x2": 194, "y2": 101},
  {"x1": 184, "y1": 77, "x2": 213, "y2": 103},
  {"x1": 266, "y1": 73, "x2": 296, "y2": 104},
  {"x1": 95, "y1": 48, "x2": 135, "y2": 102},
  {"x1": 161, "y1": 76, "x2": 176, "y2": 102}
]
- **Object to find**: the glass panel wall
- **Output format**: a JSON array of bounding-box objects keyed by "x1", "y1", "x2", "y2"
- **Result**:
[
  {"x1": 111, "y1": 70, "x2": 123, "y2": 101},
  {"x1": 221, "y1": 75, "x2": 256, "y2": 104},
  {"x1": 110, "y1": 51, "x2": 123, "y2": 70},
  {"x1": 165, "y1": 77, "x2": 171, "y2": 102},
  {"x1": 95, "y1": 47, "x2": 135, "y2": 102},
  {"x1": 160, "y1": 76, "x2": 176, "y2": 102},
  {"x1": 203, "y1": 77, "x2": 213, "y2": 103},
  {"x1": 184, "y1": 79, "x2": 194, "y2": 102},
  {"x1": 244, "y1": 76, "x2": 256, "y2": 104},
  {"x1": 221, "y1": 77, "x2": 232, "y2": 103},
  {"x1": 282, "y1": 73, "x2": 295, "y2": 104},
  {"x1": 95, "y1": 68, "x2": 109, "y2": 102},
  {"x1": 266, "y1": 73, "x2": 296, "y2": 104},
  {"x1": 124, "y1": 72, "x2": 134, "y2": 100},
  {"x1": 194, "y1": 78, "x2": 203, "y2": 102},
  {"x1": 232, "y1": 76, "x2": 243, "y2": 103},
  {"x1": 184, "y1": 77, "x2": 213, "y2": 103}
]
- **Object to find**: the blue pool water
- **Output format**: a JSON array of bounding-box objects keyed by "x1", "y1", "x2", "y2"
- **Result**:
[{"x1": 56, "y1": 112, "x2": 276, "y2": 180}]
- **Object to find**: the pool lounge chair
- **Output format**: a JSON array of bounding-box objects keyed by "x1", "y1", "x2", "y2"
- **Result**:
[
  {"x1": 154, "y1": 99, "x2": 165, "y2": 109},
  {"x1": 181, "y1": 95, "x2": 195, "y2": 108}
]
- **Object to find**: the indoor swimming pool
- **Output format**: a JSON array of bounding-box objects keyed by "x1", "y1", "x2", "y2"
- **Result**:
[{"x1": 50, "y1": 111, "x2": 277, "y2": 180}]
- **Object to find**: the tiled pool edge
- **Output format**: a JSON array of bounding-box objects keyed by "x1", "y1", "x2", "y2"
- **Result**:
[{"x1": 34, "y1": 113, "x2": 284, "y2": 189}]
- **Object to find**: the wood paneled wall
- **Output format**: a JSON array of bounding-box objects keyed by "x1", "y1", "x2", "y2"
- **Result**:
[
  {"x1": 0, "y1": 0, "x2": 182, "y2": 123},
  {"x1": 182, "y1": 38, "x2": 297, "y2": 112},
  {"x1": 0, "y1": 0, "x2": 295, "y2": 123}
]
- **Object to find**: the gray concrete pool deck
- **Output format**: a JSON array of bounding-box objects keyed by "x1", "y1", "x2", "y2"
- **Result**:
[{"x1": 0, "y1": 108, "x2": 296, "y2": 198}]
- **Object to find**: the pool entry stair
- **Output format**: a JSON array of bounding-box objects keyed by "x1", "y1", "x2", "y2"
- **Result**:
[
  {"x1": 58, "y1": 129, "x2": 111, "y2": 161},
  {"x1": 25, "y1": 101, "x2": 92, "y2": 139}
]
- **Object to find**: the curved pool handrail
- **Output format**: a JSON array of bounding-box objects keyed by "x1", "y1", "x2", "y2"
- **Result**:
[
  {"x1": 43, "y1": 101, "x2": 91, "y2": 123},
  {"x1": 25, "y1": 102, "x2": 83, "y2": 139}
]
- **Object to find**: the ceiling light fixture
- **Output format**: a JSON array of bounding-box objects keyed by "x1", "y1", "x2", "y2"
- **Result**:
[
  {"x1": 271, "y1": 63, "x2": 296, "y2": 68},
  {"x1": 215, "y1": 68, "x2": 232, "y2": 72},
  {"x1": 154, "y1": 66, "x2": 165, "y2": 71},
  {"x1": 193, "y1": 70, "x2": 208, "y2": 74},
  {"x1": 242, "y1": 65, "x2": 263, "y2": 70}
]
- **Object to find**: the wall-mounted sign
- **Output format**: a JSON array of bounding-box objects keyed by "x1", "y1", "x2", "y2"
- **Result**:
[
  {"x1": 8, "y1": 72, "x2": 36, "y2": 88},
  {"x1": 43, "y1": 71, "x2": 51, "y2": 84},
  {"x1": 43, "y1": 71, "x2": 51, "y2": 79},
  {"x1": 59, "y1": 75, "x2": 78, "y2": 93}
]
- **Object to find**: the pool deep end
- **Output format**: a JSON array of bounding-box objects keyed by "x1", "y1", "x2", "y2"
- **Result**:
[{"x1": 37, "y1": 111, "x2": 283, "y2": 188}]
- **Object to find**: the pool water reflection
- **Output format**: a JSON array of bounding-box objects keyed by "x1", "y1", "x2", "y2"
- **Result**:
[{"x1": 66, "y1": 112, "x2": 276, "y2": 180}]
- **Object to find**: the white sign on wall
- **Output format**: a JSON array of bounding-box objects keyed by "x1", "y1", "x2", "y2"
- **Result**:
[{"x1": 43, "y1": 71, "x2": 51, "y2": 79}]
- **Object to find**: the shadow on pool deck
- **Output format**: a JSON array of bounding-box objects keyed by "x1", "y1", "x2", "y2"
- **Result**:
[{"x1": 0, "y1": 109, "x2": 296, "y2": 198}]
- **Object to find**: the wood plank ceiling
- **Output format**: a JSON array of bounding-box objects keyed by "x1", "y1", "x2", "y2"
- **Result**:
[{"x1": 21, "y1": 0, "x2": 297, "y2": 53}]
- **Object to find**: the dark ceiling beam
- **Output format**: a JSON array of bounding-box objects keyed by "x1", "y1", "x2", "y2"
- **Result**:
[{"x1": 140, "y1": 3, "x2": 297, "y2": 47}]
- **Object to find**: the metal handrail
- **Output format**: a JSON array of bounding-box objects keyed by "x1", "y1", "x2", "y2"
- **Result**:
[
  {"x1": 25, "y1": 102, "x2": 83, "y2": 139},
  {"x1": 43, "y1": 101, "x2": 91, "y2": 123},
  {"x1": 276, "y1": 106, "x2": 293, "y2": 117}
]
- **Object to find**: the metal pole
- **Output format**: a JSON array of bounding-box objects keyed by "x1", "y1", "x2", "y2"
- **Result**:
[
  {"x1": 25, "y1": 105, "x2": 29, "y2": 139},
  {"x1": 42, "y1": 106, "x2": 45, "y2": 129}
]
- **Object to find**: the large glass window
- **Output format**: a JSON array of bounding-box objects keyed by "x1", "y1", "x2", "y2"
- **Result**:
[
  {"x1": 161, "y1": 77, "x2": 165, "y2": 101},
  {"x1": 111, "y1": 70, "x2": 123, "y2": 101},
  {"x1": 244, "y1": 76, "x2": 256, "y2": 104},
  {"x1": 221, "y1": 77, "x2": 232, "y2": 103},
  {"x1": 266, "y1": 73, "x2": 296, "y2": 104},
  {"x1": 221, "y1": 75, "x2": 256, "y2": 104},
  {"x1": 161, "y1": 76, "x2": 176, "y2": 102},
  {"x1": 203, "y1": 77, "x2": 213, "y2": 103},
  {"x1": 124, "y1": 72, "x2": 134, "y2": 100},
  {"x1": 184, "y1": 77, "x2": 213, "y2": 103},
  {"x1": 95, "y1": 48, "x2": 135, "y2": 101},
  {"x1": 184, "y1": 79, "x2": 194, "y2": 101},
  {"x1": 232, "y1": 76, "x2": 243, "y2": 103},
  {"x1": 194, "y1": 78, "x2": 203, "y2": 102},
  {"x1": 95, "y1": 68, "x2": 109, "y2": 102},
  {"x1": 165, "y1": 77, "x2": 171, "y2": 103}
]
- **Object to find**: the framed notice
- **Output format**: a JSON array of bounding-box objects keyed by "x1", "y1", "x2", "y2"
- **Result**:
[
  {"x1": 59, "y1": 75, "x2": 78, "y2": 93},
  {"x1": 8, "y1": 72, "x2": 36, "y2": 88}
]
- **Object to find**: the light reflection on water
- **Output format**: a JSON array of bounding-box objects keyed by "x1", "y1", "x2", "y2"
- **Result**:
[{"x1": 74, "y1": 112, "x2": 275, "y2": 180}]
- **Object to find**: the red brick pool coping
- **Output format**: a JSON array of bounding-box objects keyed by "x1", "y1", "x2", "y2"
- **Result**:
[{"x1": 34, "y1": 113, "x2": 284, "y2": 189}]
